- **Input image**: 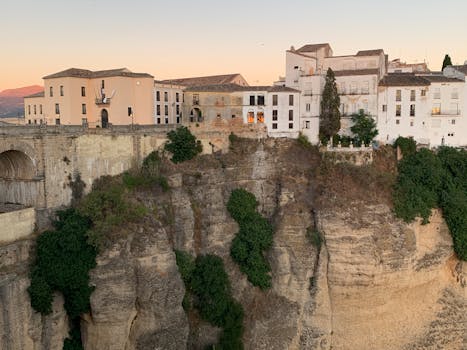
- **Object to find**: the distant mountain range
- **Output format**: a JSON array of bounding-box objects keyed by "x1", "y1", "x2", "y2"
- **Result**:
[{"x1": 0, "y1": 85, "x2": 43, "y2": 118}]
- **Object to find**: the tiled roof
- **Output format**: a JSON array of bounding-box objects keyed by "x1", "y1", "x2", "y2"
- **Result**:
[
  {"x1": 379, "y1": 74, "x2": 431, "y2": 87},
  {"x1": 296, "y1": 43, "x2": 331, "y2": 53},
  {"x1": 356, "y1": 49, "x2": 384, "y2": 56},
  {"x1": 418, "y1": 75, "x2": 463, "y2": 83},
  {"x1": 24, "y1": 91, "x2": 45, "y2": 98},
  {"x1": 451, "y1": 65, "x2": 467, "y2": 74},
  {"x1": 160, "y1": 74, "x2": 247, "y2": 87},
  {"x1": 184, "y1": 84, "x2": 300, "y2": 93},
  {"x1": 43, "y1": 68, "x2": 153, "y2": 79},
  {"x1": 334, "y1": 69, "x2": 380, "y2": 77}
]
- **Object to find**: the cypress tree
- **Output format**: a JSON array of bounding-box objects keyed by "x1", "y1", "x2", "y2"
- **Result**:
[
  {"x1": 319, "y1": 68, "x2": 341, "y2": 143},
  {"x1": 442, "y1": 54, "x2": 453, "y2": 70}
]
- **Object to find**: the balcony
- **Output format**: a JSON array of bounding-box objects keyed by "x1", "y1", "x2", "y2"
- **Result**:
[
  {"x1": 303, "y1": 90, "x2": 312, "y2": 96},
  {"x1": 431, "y1": 110, "x2": 461, "y2": 116},
  {"x1": 340, "y1": 91, "x2": 370, "y2": 96},
  {"x1": 95, "y1": 97, "x2": 111, "y2": 105}
]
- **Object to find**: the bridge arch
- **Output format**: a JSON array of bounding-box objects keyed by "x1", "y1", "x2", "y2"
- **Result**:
[{"x1": 0, "y1": 150, "x2": 35, "y2": 179}]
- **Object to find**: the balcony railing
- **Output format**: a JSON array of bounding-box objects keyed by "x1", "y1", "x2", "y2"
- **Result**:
[
  {"x1": 340, "y1": 91, "x2": 370, "y2": 96},
  {"x1": 95, "y1": 97, "x2": 111, "y2": 105},
  {"x1": 431, "y1": 110, "x2": 461, "y2": 116}
]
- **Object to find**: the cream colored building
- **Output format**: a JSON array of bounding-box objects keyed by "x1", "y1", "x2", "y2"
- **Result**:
[{"x1": 24, "y1": 68, "x2": 154, "y2": 127}]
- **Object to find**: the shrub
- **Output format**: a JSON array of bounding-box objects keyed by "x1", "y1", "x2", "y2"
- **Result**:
[
  {"x1": 297, "y1": 132, "x2": 312, "y2": 148},
  {"x1": 227, "y1": 189, "x2": 274, "y2": 290},
  {"x1": 165, "y1": 126, "x2": 202, "y2": 163},
  {"x1": 350, "y1": 110, "x2": 378, "y2": 146},
  {"x1": 307, "y1": 228, "x2": 322, "y2": 250},
  {"x1": 394, "y1": 136, "x2": 416, "y2": 157}
]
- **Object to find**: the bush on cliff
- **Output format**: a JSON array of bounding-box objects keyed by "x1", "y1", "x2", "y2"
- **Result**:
[
  {"x1": 165, "y1": 126, "x2": 202, "y2": 163},
  {"x1": 227, "y1": 189, "x2": 274, "y2": 289},
  {"x1": 393, "y1": 147, "x2": 467, "y2": 260}
]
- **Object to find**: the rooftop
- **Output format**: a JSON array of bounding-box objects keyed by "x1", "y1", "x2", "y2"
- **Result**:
[
  {"x1": 43, "y1": 68, "x2": 154, "y2": 79},
  {"x1": 356, "y1": 49, "x2": 385, "y2": 56},
  {"x1": 160, "y1": 73, "x2": 248, "y2": 87},
  {"x1": 334, "y1": 69, "x2": 380, "y2": 77},
  {"x1": 451, "y1": 65, "x2": 467, "y2": 74},
  {"x1": 417, "y1": 75, "x2": 463, "y2": 83},
  {"x1": 184, "y1": 84, "x2": 299, "y2": 93},
  {"x1": 379, "y1": 74, "x2": 431, "y2": 87},
  {"x1": 24, "y1": 91, "x2": 45, "y2": 98},
  {"x1": 296, "y1": 43, "x2": 331, "y2": 53}
]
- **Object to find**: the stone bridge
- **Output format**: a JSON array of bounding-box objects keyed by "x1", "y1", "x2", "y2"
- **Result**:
[{"x1": 0, "y1": 122, "x2": 265, "y2": 227}]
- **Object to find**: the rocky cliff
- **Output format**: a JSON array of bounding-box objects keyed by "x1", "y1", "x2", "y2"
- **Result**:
[{"x1": 0, "y1": 138, "x2": 465, "y2": 349}]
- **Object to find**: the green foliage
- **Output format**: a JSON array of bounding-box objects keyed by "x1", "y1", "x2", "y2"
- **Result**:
[
  {"x1": 393, "y1": 149, "x2": 444, "y2": 223},
  {"x1": 307, "y1": 228, "x2": 322, "y2": 250},
  {"x1": 442, "y1": 54, "x2": 453, "y2": 70},
  {"x1": 122, "y1": 151, "x2": 169, "y2": 191},
  {"x1": 63, "y1": 320, "x2": 83, "y2": 350},
  {"x1": 175, "y1": 253, "x2": 244, "y2": 349},
  {"x1": 227, "y1": 189, "x2": 274, "y2": 290},
  {"x1": 319, "y1": 68, "x2": 341, "y2": 142},
  {"x1": 28, "y1": 208, "x2": 97, "y2": 322},
  {"x1": 165, "y1": 126, "x2": 203, "y2": 163},
  {"x1": 394, "y1": 136, "x2": 417, "y2": 157},
  {"x1": 393, "y1": 147, "x2": 467, "y2": 260},
  {"x1": 297, "y1": 132, "x2": 312, "y2": 148},
  {"x1": 229, "y1": 132, "x2": 240, "y2": 144},
  {"x1": 350, "y1": 110, "x2": 378, "y2": 146},
  {"x1": 78, "y1": 178, "x2": 146, "y2": 247}
]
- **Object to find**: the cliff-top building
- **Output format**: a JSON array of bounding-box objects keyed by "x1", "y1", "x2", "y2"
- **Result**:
[{"x1": 24, "y1": 68, "x2": 154, "y2": 127}]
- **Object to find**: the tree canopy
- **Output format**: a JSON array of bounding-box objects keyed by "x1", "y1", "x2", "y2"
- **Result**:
[
  {"x1": 319, "y1": 68, "x2": 341, "y2": 143},
  {"x1": 442, "y1": 54, "x2": 453, "y2": 70},
  {"x1": 350, "y1": 110, "x2": 378, "y2": 146}
]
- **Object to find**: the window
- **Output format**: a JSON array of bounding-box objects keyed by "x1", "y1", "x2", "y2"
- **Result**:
[
  {"x1": 452, "y1": 119, "x2": 456, "y2": 125},
  {"x1": 156, "y1": 105, "x2": 161, "y2": 115},
  {"x1": 272, "y1": 94, "x2": 278, "y2": 106},
  {"x1": 40, "y1": 105, "x2": 42, "y2": 114},
  {"x1": 410, "y1": 90, "x2": 416, "y2": 101},
  {"x1": 450, "y1": 103, "x2": 459, "y2": 114},
  {"x1": 193, "y1": 94, "x2": 199, "y2": 105},
  {"x1": 50, "y1": 86, "x2": 53, "y2": 97},
  {"x1": 33, "y1": 105, "x2": 36, "y2": 114},
  {"x1": 176, "y1": 116, "x2": 180, "y2": 124},
  {"x1": 156, "y1": 91, "x2": 160, "y2": 101},
  {"x1": 305, "y1": 121, "x2": 310, "y2": 129},
  {"x1": 410, "y1": 121, "x2": 414, "y2": 127},
  {"x1": 362, "y1": 82, "x2": 369, "y2": 94},
  {"x1": 289, "y1": 95, "x2": 294, "y2": 106},
  {"x1": 350, "y1": 82, "x2": 357, "y2": 94},
  {"x1": 421, "y1": 89, "x2": 426, "y2": 97},
  {"x1": 272, "y1": 123, "x2": 278, "y2": 129},
  {"x1": 249, "y1": 95, "x2": 255, "y2": 106},
  {"x1": 82, "y1": 118, "x2": 88, "y2": 125},
  {"x1": 247, "y1": 111, "x2": 254, "y2": 123},
  {"x1": 101, "y1": 80, "x2": 105, "y2": 89},
  {"x1": 164, "y1": 105, "x2": 168, "y2": 115},
  {"x1": 59, "y1": 85, "x2": 64, "y2": 96},
  {"x1": 289, "y1": 110, "x2": 293, "y2": 121},
  {"x1": 164, "y1": 92, "x2": 168, "y2": 102},
  {"x1": 28, "y1": 120, "x2": 31, "y2": 124},
  {"x1": 34, "y1": 119, "x2": 37, "y2": 124},
  {"x1": 176, "y1": 105, "x2": 180, "y2": 115},
  {"x1": 410, "y1": 104, "x2": 415, "y2": 116},
  {"x1": 396, "y1": 104, "x2": 401, "y2": 116},
  {"x1": 28, "y1": 105, "x2": 31, "y2": 115},
  {"x1": 306, "y1": 103, "x2": 311, "y2": 112},
  {"x1": 55, "y1": 118, "x2": 60, "y2": 125},
  {"x1": 272, "y1": 110, "x2": 278, "y2": 121},
  {"x1": 176, "y1": 92, "x2": 179, "y2": 102},
  {"x1": 396, "y1": 119, "x2": 400, "y2": 125},
  {"x1": 82, "y1": 104, "x2": 87, "y2": 114},
  {"x1": 434, "y1": 88, "x2": 440, "y2": 99},
  {"x1": 257, "y1": 95, "x2": 265, "y2": 106},
  {"x1": 432, "y1": 103, "x2": 441, "y2": 115},
  {"x1": 55, "y1": 103, "x2": 60, "y2": 114},
  {"x1": 382, "y1": 104, "x2": 387, "y2": 112},
  {"x1": 289, "y1": 123, "x2": 294, "y2": 129},
  {"x1": 157, "y1": 117, "x2": 161, "y2": 124},
  {"x1": 165, "y1": 117, "x2": 169, "y2": 124},
  {"x1": 257, "y1": 112, "x2": 264, "y2": 123},
  {"x1": 396, "y1": 90, "x2": 401, "y2": 101},
  {"x1": 81, "y1": 86, "x2": 86, "y2": 97}
]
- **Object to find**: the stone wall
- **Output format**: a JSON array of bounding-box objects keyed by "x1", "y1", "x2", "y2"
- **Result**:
[{"x1": 0, "y1": 208, "x2": 35, "y2": 243}]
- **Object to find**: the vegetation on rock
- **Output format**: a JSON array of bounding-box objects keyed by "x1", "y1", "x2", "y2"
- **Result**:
[
  {"x1": 393, "y1": 147, "x2": 467, "y2": 260},
  {"x1": 227, "y1": 189, "x2": 274, "y2": 289},
  {"x1": 394, "y1": 136, "x2": 417, "y2": 157},
  {"x1": 165, "y1": 126, "x2": 203, "y2": 163},
  {"x1": 175, "y1": 251, "x2": 244, "y2": 349}
]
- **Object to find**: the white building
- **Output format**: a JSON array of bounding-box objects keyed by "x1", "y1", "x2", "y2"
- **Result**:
[
  {"x1": 377, "y1": 73, "x2": 466, "y2": 147},
  {"x1": 153, "y1": 81, "x2": 184, "y2": 125}
]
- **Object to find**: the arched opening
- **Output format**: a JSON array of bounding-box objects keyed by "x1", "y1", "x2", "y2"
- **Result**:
[
  {"x1": 0, "y1": 150, "x2": 35, "y2": 180},
  {"x1": 101, "y1": 109, "x2": 109, "y2": 128},
  {"x1": 0, "y1": 150, "x2": 40, "y2": 208},
  {"x1": 190, "y1": 108, "x2": 203, "y2": 123}
]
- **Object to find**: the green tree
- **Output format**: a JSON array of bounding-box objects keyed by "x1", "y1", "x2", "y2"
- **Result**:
[
  {"x1": 350, "y1": 110, "x2": 378, "y2": 146},
  {"x1": 164, "y1": 126, "x2": 203, "y2": 163},
  {"x1": 442, "y1": 54, "x2": 453, "y2": 70},
  {"x1": 319, "y1": 68, "x2": 341, "y2": 143}
]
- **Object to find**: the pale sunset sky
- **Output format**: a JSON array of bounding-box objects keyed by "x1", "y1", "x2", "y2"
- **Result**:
[{"x1": 2, "y1": 0, "x2": 467, "y2": 91}]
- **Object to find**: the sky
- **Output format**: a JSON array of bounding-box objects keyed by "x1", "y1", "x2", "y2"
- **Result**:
[{"x1": 2, "y1": 0, "x2": 467, "y2": 91}]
